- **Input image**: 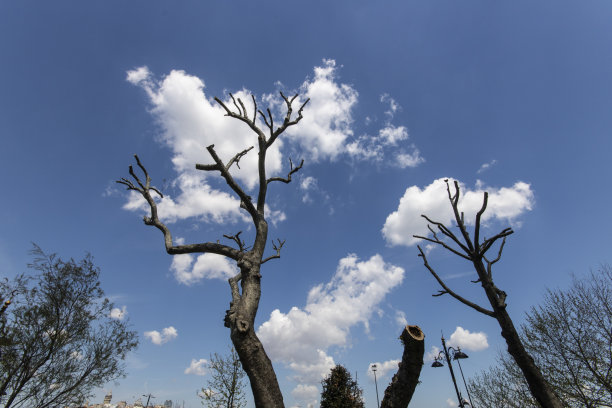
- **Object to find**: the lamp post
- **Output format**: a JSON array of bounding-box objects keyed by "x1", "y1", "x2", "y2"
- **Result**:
[
  {"x1": 431, "y1": 335, "x2": 474, "y2": 408},
  {"x1": 142, "y1": 393, "x2": 155, "y2": 408},
  {"x1": 371, "y1": 364, "x2": 380, "y2": 408}
]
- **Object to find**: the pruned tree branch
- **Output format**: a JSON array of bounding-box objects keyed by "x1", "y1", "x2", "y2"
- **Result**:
[
  {"x1": 446, "y1": 180, "x2": 475, "y2": 253},
  {"x1": 267, "y1": 158, "x2": 304, "y2": 185},
  {"x1": 261, "y1": 239, "x2": 285, "y2": 264},
  {"x1": 480, "y1": 227, "x2": 514, "y2": 255},
  {"x1": 266, "y1": 92, "x2": 309, "y2": 148},
  {"x1": 223, "y1": 232, "x2": 249, "y2": 252},
  {"x1": 417, "y1": 246, "x2": 495, "y2": 317},
  {"x1": 474, "y1": 191, "x2": 488, "y2": 247},
  {"x1": 420, "y1": 214, "x2": 472, "y2": 255},
  {"x1": 484, "y1": 236, "x2": 508, "y2": 279},
  {"x1": 214, "y1": 94, "x2": 267, "y2": 143},
  {"x1": 116, "y1": 155, "x2": 240, "y2": 260}
]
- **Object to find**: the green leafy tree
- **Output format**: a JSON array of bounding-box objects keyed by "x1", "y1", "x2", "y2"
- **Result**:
[
  {"x1": 199, "y1": 347, "x2": 247, "y2": 408},
  {"x1": 320, "y1": 365, "x2": 364, "y2": 408},
  {"x1": 469, "y1": 265, "x2": 612, "y2": 407},
  {"x1": 0, "y1": 246, "x2": 138, "y2": 408}
]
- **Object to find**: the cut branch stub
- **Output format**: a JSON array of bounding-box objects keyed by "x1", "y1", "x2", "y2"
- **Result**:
[{"x1": 380, "y1": 325, "x2": 425, "y2": 408}]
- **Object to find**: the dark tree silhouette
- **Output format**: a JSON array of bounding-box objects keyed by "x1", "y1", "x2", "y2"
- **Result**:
[
  {"x1": 118, "y1": 92, "x2": 308, "y2": 408},
  {"x1": 413, "y1": 179, "x2": 563, "y2": 408},
  {"x1": 320, "y1": 365, "x2": 364, "y2": 408},
  {"x1": 200, "y1": 347, "x2": 247, "y2": 408},
  {"x1": 380, "y1": 325, "x2": 425, "y2": 408}
]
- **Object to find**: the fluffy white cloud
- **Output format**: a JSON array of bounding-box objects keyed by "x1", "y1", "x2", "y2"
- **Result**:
[
  {"x1": 122, "y1": 173, "x2": 247, "y2": 225},
  {"x1": 299, "y1": 176, "x2": 317, "y2": 204},
  {"x1": 291, "y1": 384, "x2": 319, "y2": 408},
  {"x1": 144, "y1": 326, "x2": 178, "y2": 345},
  {"x1": 184, "y1": 358, "x2": 208, "y2": 376},
  {"x1": 425, "y1": 346, "x2": 441, "y2": 362},
  {"x1": 257, "y1": 254, "x2": 404, "y2": 394},
  {"x1": 285, "y1": 59, "x2": 358, "y2": 161},
  {"x1": 171, "y1": 252, "x2": 239, "y2": 285},
  {"x1": 367, "y1": 360, "x2": 401, "y2": 381},
  {"x1": 448, "y1": 326, "x2": 489, "y2": 351},
  {"x1": 382, "y1": 178, "x2": 534, "y2": 247},
  {"x1": 125, "y1": 66, "x2": 284, "y2": 226},
  {"x1": 110, "y1": 305, "x2": 127, "y2": 320},
  {"x1": 395, "y1": 310, "x2": 408, "y2": 327},
  {"x1": 125, "y1": 61, "x2": 423, "y2": 228}
]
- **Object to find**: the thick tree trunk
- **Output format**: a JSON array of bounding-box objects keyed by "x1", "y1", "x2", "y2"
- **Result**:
[
  {"x1": 380, "y1": 325, "x2": 425, "y2": 408},
  {"x1": 476, "y1": 261, "x2": 563, "y2": 408},
  {"x1": 495, "y1": 308, "x2": 563, "y2": 408},
  {"x1": 231, "y1": 327, "x2": 284, "y2": 407},
  {"x1": 225, "y1": 247, "x2": 285, "y2": 408}
]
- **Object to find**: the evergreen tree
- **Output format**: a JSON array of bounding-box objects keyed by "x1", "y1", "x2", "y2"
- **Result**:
[{"x1": 320, "y1": 365, "x2": 364, "y2": 408}]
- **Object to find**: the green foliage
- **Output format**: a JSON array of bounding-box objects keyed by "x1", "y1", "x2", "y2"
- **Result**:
[
  {"x1": 468, "y1": 265, "x2": 612, "y2": 407},
  {"x1": 0, "y1": 246, "x2": 138, "y2": 408},
  {"x1": 199, "y1": 347, "x2": 247, "y2": 408},
  {"x1": 320, "y1": 365, "x2": 364, "y2": 408}
]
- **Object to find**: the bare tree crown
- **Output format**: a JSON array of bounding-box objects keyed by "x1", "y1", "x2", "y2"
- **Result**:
[
  {"x1": 116, "y1": 92, "x2": 309, "y2": 262},
  {"x1": 413, "y1": 179, "x2": 514, "y2": 316}
]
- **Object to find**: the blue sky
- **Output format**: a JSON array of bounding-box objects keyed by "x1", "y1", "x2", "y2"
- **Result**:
[{"x1": 1, "y1": 1, "x2": 612, "y2": 407}]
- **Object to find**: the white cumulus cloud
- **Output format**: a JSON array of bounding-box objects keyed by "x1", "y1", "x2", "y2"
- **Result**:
[
  {"x1": 257, "y1": 254, "x2": 404, "y2": 397},
  {"x1": 144, "y1": 326, "x2": 178, "y2": 345},
  {"x1": 170, "y1": 252, "x2": 239, "y2": 285},
  {"x1": 367, "y1": 360, "x2": 401, "y2": 381},
  {"x1": 448, "y1": 326, "x2": 489, "y2": 351},
  {"x1": 285, "y1": 59, "x2": 358, "y2": 161},
  {"x1": 184, "y1": 358, "x2": 208, "y2": 376},
  {"x1": 291, "y1": 384, "x2": 319, "y2": 408},
  {"x1": 124, "y1": 61, "x2": 423, "y2": 229},
  {"x1": 124, "y1": 66, "x2": 283, "y2": 225},
  {"x1": 395, "y1": 310, "x2": 408, "y2": 327},
  {"x1": 382, "y1": 178, "x2": 535, "y2": 247},
  {"x1": 110, "y1": 305, "x2": 127, "y2": 320}
]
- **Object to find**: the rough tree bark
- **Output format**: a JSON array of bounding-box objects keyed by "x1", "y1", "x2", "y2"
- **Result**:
[
  {"x1": 380, "y1": 325, "x2": 425, "y2": 408},
  {"x1": 118, "y1": 93, "x2": 308, "y2": 408},
  {"x1": 413, "y1": 180, "x2": 563, "y2": 408}
]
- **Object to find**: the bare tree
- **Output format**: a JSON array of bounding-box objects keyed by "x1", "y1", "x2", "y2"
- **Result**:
[
  {"x1": 413, "y1": 179, "x2": 563, "y2": 408},
  {"x1": 200, "y1": 347, "x2": 247, "y2": 408},
  {"x1": 470, "y1": 265, "x2": 612, "y2": 407},
  {"x1": 118, "y1": 92, "x2": 308, "y2": 408}
]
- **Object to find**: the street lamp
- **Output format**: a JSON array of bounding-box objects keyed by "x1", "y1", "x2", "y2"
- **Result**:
[
  {"x1": 371, "y1": 364, "x2": 380, "y2": 408},
  {"x1": 431, "y1": 335, "x2": 475, "y2": 408},
  {"x1": 142, "y1": 393, "x2": 155, "y2": 408}
]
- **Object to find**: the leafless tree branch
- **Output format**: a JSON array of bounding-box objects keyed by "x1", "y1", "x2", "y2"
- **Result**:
[
  {"x1": 266, "y1": 92, "x2": 309, "y2": 148},
  {"x1": 214, "y1": 94, "x2": 267, "y2": 143},
  {"x1": 261, "y1": 239, "x2": 286, "y2": 264},
  {"x1": 474, "y1": 191, "x2": 488, "y2": 246},
  {"x1": 116, "y1": 155, "x2": 240, "y2": 260},
  {"x1": 412, "y1": 234, "x2": 472, "y2": 260},
  {"x1": 223, "y1": 232, "x2": 249, "y2": 252},
  {"x1": 267, "y1": 158, "x2": 304, "y2": 185},
  {"x1": 420, "y1": 214, "x2": 472, "y2": 255},
  {"x1": 446, "y1": 180, "x2": 476, "y2": 253},
  {"x1": 480, "y1": 228, "x2": 514, "y2": 255},
  {"x1": 417, "y1": 245, "x2": 495, "y2": 317}
]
